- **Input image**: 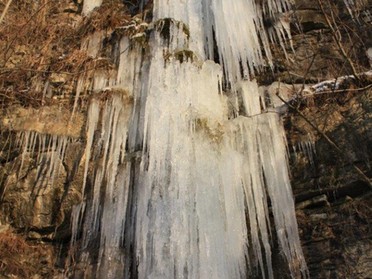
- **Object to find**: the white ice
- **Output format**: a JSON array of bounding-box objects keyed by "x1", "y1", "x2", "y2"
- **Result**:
[{"x1": 69, "y1": 1, "x2": 309, "y2": 278}]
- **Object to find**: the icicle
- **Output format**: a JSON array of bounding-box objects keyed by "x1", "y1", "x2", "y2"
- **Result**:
[
  {"x1": 16, "y1": 131, "x2": 72, "y2": 187},
  {"x1": 343, "y1": 0, "x2": 357, "y2": 19},
  {"x1": 207, "y1": 0, "x2": 268, "y2": 81},
  {"x1": 341, "y1": 0, "x2": 369, "y2": 22},
  {"x1": 223, "y1": 106, "x2": 309, "y2": 279},
  {"x1": 70, "y1": 202, "x2": 85, "y2": 250},
  {"x1": 297, "y1": 137, "x2": 317, "y2": 168},
  {"x1": 75, "y1": 91, "x2": 134, "y2": 278},
  {"x1": 240, "y1": 79, "x2": 266, "y2": 116},
  {"x1": 18, "y1": 130, "x2": 32, "y2": 175},
  {"x1": 256, "y1": 114, "x2": 308, "y2": 278},
  {"x1": 116, "y1": 37, "x2": 143, "y2": 92},
  {"x1": 81, "y1": 31, "x2": 104, "y2": 58},
  {"x1": 81, "y1": 99, "x2": 100, "y2": 198},
  {"x1": 70, "y1": 1, "x2": 308, "y2": 278},
  {"x1": 267, "y1": 13, "x2": 293, "y2": 59},
  {"x1": 153, "y1": 1, "x2": 205, "y2": 57}
]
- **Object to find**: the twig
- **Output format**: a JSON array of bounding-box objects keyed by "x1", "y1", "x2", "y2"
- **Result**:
[
  {"x1": 0, "y1": 0, "x2": 13, "y2": 25},
  {"x1": 2, "y1": 0, "x2": 54, "y2": 66},
  {"x1": 0, "y1": 92, "x2": 14, "y2": 99},
  {"x1": 276, "y1": 92, "x2": 372, "y2": 189},
  {"x1": 317, "y1": 0, "x2": 360, "y2": 82}
]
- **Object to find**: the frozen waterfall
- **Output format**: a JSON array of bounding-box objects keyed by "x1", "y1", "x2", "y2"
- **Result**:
[{"x1": 67, "y1": 0, "x2": 309, "y2": 278}]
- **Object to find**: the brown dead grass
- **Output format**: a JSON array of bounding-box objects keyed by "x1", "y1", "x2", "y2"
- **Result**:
[
  {"x1": 0, "y1": 0, "x2": 133, "y2": 109},
  {"x1": 0, "y1": 229, "x2": 53, "y2": 278},
  {"x1": 78, "y1": 0, "x2": 131, "y2": 36},
  {"x1": 0, "y1": 0, "x2": 80, "y2": 107}
]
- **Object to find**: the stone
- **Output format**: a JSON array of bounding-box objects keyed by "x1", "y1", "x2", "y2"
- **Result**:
[
  {"x1": 28, "y1": 231, "x2": 42, "y2": 240},
  {"x1": 49, "y1": 73, "x2": 68, "y2": 85}
]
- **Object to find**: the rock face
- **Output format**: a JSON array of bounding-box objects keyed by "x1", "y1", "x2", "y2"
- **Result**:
[
  {"x1": 0, "y1": 0, "x2": 371, "y2": 278},
  {"x1": 288, "y1": 91, "x2": 371, "y2": 279}
]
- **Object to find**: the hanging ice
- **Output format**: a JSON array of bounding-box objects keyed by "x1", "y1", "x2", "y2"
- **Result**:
[
  {"x1": 17, "y1": 131, "x2": 72, "y2": 189},
  {"x1": 68, "y1": 0, "x2": 308, "y2": 278},
  {"x1": 69, "y1": 90, "x2": 134, "y2": 278}
]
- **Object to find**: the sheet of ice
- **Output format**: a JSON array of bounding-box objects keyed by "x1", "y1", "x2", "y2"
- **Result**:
[
  {"x1": 135, "y1": 54, "x2": 233, "y2": 278},
  {"x1": 153, "y1": 1, "x2": 205, "y2": 57},
  {"x1": 81, "y1": 31, "x2": 104, "y2": 58},
  {"x1": 69, "y1": 1, "x2": 308, "y2": 278},
  {"x1": 132, "y1": 22, "x2": 307, "y2": 277},
  {"x1": 228, "y1": 113, "x2": 308, "y2": 279},
  {"x1": 71, "y1": 92, "x2": 134, "y2": 278}
]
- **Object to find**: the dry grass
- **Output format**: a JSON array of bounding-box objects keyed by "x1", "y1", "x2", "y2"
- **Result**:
[
  {"x1": 0, "y1": 0, "x2": 133, "y2": 109},
  {"x1": 0, "y1": 229, "x2": 53, "y2": 278},
  {"x1": 0, "y1": 0, "x2": 80, "y2": 107},
  {"x1": 78, "y1": 0, "x2": 131, "y2": 36}
]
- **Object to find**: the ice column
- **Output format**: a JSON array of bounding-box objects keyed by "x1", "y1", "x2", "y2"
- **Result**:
[
  {"x1": 70, "y1": 0, "x2": 308, "y2": 278},
  {"x1": 69, "y1": 91, "x2": 134, "y2": 278},
  {"x1": 68, "y1": 30, "x2": 148, "y2": 275},
  {"x1": 132, "y1": 0, "x2": 308, "y2": 278}
]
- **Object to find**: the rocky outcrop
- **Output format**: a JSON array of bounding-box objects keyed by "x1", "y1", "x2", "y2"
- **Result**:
[{"x1": 288, "y1": 90, "x2": 371, "y2": 279}]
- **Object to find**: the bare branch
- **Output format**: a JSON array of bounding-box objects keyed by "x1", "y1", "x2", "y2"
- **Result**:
[
  {"x1": 0, "y1": 0, "x2": 13, "y2": 25},
  {"x1": 277, "y1": 92, "x2": 372, "y2": 189},
  {"x1": 317, "y1": 0, "x2": 360, "y2": 82}
]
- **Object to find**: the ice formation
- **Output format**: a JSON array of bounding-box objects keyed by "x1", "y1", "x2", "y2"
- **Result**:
[
  {"x1": 17, "y1": 131, "x2": 72, "y2": 188},
  {"x1": 12, "y1": 0, "x2": 309, "y2": 278},
  {"x1": 293, "y1": 137, "x2": 317, "y2": 168},
  {"x1": 152, "y1": 0, "x2": 292, "y2": 83}
]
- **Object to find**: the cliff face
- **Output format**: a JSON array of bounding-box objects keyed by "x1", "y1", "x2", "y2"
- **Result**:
[{"x1": 0, "y1": 0, "x2": 371, "y2": 278}]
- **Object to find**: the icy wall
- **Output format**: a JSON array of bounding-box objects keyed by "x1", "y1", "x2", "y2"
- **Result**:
[
  {"x1": 13, "y1": 0, "x2": 308, "y2": 278},
  {"x1": 72, "y1": 0, "x2": 307, "y2": 277}
]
